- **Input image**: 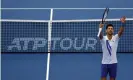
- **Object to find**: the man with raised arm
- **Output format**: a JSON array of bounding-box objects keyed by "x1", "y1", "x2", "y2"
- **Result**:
[{"x1": 97, "y1": 16, "x2": 126, "y2": 80}]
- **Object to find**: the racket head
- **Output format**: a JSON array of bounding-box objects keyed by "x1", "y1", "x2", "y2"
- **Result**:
[{"x1": 102, "y1": 8, "x2": 109, "y2": 24}]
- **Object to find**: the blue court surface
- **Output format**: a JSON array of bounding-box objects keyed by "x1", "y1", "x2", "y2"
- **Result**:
[{"x1": 1, "y1": 53, "x2": 133, "y2": 80}]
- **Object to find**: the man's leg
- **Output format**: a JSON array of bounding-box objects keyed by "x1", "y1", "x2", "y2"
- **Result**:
[
  {"x1": 110, "y1": 77, "x2": 115, "y2": 80},
  {"x1": 109, "y1": 63, "x2": 117, "y2": 80},
  {"x1": 101, "y1": 77, "x2": 107, "y2": 80},
  {"x1": 101, "y1": 64, "x2": 108, "y2": 80}
]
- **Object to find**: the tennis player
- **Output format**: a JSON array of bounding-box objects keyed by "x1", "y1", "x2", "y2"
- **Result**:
[{"x1": 98, "y1": 16, "x2": 126, "y2": 80}]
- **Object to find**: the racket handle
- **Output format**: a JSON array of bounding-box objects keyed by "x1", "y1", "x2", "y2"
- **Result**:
[{"x1": 97, "y1": 28, "x2": 102, "y2": 37}]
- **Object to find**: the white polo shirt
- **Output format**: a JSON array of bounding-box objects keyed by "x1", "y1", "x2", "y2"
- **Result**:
[{"x1": 100, "y1": 34, "x2": 119, "y2": 64}]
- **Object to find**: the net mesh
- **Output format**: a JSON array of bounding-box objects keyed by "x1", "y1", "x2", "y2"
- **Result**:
[
  {"x1": 1, "y1": 19, "x2": 133, "y2": 53},
  {"x1": 1, "y1": 21, "x2": 48, "y2": 52}
]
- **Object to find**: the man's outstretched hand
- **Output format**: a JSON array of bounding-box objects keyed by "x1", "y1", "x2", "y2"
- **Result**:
[{"x1": 120, "y1": 16, "x2": 126, "y2": 23}]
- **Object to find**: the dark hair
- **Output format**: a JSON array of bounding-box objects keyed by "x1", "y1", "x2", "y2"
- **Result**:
[{"x1": 106, "y1": 24, "x2": 114, "y2": 29}]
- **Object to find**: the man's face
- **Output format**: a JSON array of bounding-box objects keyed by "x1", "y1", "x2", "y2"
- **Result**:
[{"x1": 106, "y1": 26, "x2": 114, "y2": 35}]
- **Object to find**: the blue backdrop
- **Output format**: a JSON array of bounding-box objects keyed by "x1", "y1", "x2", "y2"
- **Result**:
[
  {"x1": 2, "y1": 9, "x2": 133, "y2": 20},
  {"x1": 1, "y1": 0, "x2": 133, "y2": 20},
  {"x1": 2, "y1": 0, "x2": 133, "y2": 8}
]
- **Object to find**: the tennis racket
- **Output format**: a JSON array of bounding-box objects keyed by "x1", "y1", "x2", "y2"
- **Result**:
[
  {"x1": 97, "y1": 8, "x2": 109, "y2": 37},
  {"x1": 102, "y1": 7, "x2": 109, "y2": 24}
]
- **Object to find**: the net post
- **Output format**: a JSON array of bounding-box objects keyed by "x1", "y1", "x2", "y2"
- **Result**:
[{"x1": 46, "y1": 8, "x2": 53, "y2": 80}]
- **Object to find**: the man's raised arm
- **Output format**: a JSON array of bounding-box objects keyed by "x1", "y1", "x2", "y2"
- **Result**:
[
  {"x1": 97, "y1": 23, "x2": 104, "y2": 39},
  {"x1": 118, "y1": 16, "x2": 126, "y2": 37}
]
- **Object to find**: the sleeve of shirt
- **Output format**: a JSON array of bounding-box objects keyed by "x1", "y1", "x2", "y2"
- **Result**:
[{"x1": 115, "y1": 34, "x2": 120, "y2": 41}]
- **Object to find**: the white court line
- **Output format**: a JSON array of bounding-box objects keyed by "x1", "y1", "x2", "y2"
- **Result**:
[
  {"x1": 1, "y1": 8, "x2": 133, "y2": 10},
  {"x1": 46, "y1": 8, "x2": 53, "y2": 80},
  {"x1": 0, "y1": 0, "x2": 1, "y2": 79},
  {"x1": 1, "y1": 19, "x2": 49, "y2": 22},
  {"x1": 1, "y1": 18, "x2": 133, "y2": 23}
]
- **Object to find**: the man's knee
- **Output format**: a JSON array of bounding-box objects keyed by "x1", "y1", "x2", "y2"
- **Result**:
[
  {"x1": 101, "y1": 77, "x2": 106, "y2": 80},
  {"x1": 110, "y1": 77, "x2": 115, "y2": 80}
]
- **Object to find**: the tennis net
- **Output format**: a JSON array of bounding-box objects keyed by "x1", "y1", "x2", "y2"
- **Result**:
[{"x1": 1, "y1": 18, "x2": 133, "y2": 53}]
